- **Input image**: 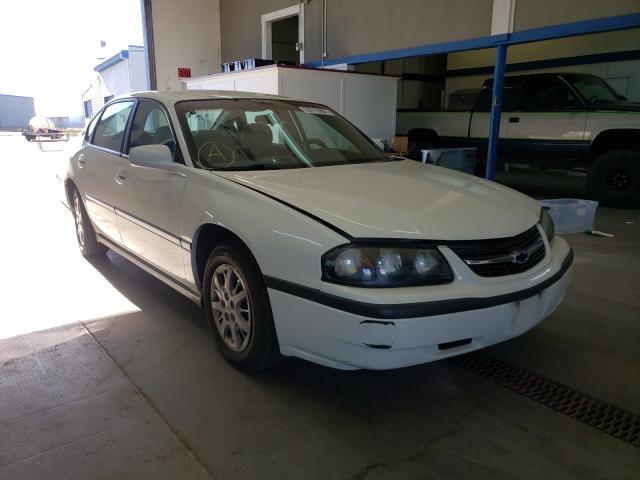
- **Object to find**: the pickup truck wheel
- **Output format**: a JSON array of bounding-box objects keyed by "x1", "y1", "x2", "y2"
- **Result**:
[
  {"x1": 71, "y1": 189, "x2": 108, "y2": 257},
  {"x1": 588, "y1": 150, "x2": 640, "y2": 208},
  {"x1": 25, "y1": 135, "x2": 35, "y2": 142},
  {"x1": 203, "y1": 242, "x2": 281, "y2": 372}
]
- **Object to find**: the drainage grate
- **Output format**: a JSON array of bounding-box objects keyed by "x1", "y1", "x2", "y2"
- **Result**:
[{"x1": 449, "y1": 352, "x2": 640, "y2": 447}]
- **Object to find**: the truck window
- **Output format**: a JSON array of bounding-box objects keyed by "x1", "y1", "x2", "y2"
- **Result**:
[
  {"x1": 474, "y1": 85, "x2": 520, "y2": 112},
  {"x1": 522, "y1": 77, "x2": 580, "y2": 111}
]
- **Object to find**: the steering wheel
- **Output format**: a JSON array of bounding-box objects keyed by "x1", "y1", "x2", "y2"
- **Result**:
[
  {"x1": 269, "y1": 155, "x2": 301, "y2": 167},
  {"x1": 587, "y1": 95, "x2": 600, "y2": 105},
  {"x1": 307, "y1": 138, "x2": 327, "y2": 149}
]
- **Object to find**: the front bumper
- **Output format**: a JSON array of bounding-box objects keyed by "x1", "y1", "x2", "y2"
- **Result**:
[{"x1": 267, "y1": 237, "x2": 574, "y2": 370}]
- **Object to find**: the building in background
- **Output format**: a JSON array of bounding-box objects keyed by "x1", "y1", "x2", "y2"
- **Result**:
[
  {"x1": 0, "y1": 94, "x2": 36, "y2": 130},
  {"x1": 81, "y1": 45, "x2": 146, "y2": 121}
]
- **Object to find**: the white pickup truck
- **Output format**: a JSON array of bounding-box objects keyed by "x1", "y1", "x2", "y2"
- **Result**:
[{"x1": 396, "y1": 73, "x2": 640, "y2": 207}]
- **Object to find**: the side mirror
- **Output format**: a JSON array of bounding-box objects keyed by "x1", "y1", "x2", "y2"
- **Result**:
[{"x1": 129, "y1": 144, "x2": 173, "y2": 167}]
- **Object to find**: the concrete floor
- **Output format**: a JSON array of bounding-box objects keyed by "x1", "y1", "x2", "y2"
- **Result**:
[{"x1": 0, "y1": 133, "x2": 638, "y2": 479}]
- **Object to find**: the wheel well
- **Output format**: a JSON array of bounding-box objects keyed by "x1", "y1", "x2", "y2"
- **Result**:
[
  {"x1": 406, "y1": 128, "x2": 439, "y2": 146},
  {"x1": 590, "y1": 130, "x2": 640, "y2": 159},
  {"x1": 192, "y1": 224, "x2": 256, "y2": 290},
  {"x1": 64, "y1": 178, "x2": 77, "y2": 205}
]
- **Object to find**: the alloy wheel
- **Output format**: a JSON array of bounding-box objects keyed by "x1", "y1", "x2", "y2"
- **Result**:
[
  {"x1": 73, "y1": 193, "x2": 85, "y2": 247},
  {"x1": 210, "y1": 263, "x2": 252, "y2": 352}
]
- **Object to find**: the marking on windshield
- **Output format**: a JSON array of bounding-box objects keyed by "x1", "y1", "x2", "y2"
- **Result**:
[
  {"x1": 197, "y1": 141, "x2": 235, "y2": 168},
  {"x1": 299, "y1": 106, "x2": 335, "y2": 116}
]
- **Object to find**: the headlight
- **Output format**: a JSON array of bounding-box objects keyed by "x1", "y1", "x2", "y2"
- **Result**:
[
  {"x1": 322, "y1": 244, "x2": 453, "y2": 287},
  {"x1": 540, "y1": 208, "x2": 555, "y2": 242}
]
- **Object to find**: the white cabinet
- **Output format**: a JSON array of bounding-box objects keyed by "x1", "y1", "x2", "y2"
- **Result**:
[{"x1": 182, "y1": 65, "x2": 398, "y2": 143}]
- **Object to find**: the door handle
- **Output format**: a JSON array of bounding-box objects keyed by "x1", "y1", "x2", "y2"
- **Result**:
[
  {"x1": 509, "y1": 117, "x2": 520, "y2": 123},
  {"x1": 77, "y1": 154, "x2": 87, "y2": 167},
  {"x1": 115, "y1": 173, "x2": 128, "y2": 184}
]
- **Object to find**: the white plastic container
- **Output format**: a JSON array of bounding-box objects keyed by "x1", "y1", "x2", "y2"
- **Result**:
[{"x1": 539, "y1": 198, "x2": 598, "y2": 234}]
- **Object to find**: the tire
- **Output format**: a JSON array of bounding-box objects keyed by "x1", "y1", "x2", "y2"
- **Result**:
[
  {"x1": 25, "y1": 135, "x2": 35, "y2": 142},
  {"x1": 587, "y1": 150, "x2": 640, "y2": 208},
  {"x1": 203, "y1": 241, "x2": 281, "y2": 372},
  {"x1": 71, "y1": 188, "x2": 108, "y2": 257}
]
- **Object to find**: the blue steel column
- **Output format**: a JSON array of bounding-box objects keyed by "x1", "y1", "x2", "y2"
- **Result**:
[{"x1": 485, "y1": 43, "x2": 507, "y2": 180}]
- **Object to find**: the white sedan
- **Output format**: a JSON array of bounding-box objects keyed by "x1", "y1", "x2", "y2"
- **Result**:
[{"x1": 65, "y1": 91, "x2": 573, "y2": 371}]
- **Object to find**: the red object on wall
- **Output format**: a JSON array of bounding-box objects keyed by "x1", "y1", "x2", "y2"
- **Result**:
[{"x1": 178, "y1": 68, "x2": 191, "y2": 78}]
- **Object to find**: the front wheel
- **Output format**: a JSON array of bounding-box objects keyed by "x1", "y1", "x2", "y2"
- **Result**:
[
  {"x1": 203, "y1": 242, "x2": 281, "y2": 372},
  {"x1": 71, "y1": 188, "x2": 107, "y2": 257},
  {"x1": 587, "y1": 150, "x2": 640, "y2": 208}
]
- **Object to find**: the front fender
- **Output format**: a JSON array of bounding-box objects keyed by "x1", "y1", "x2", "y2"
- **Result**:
[{"x1": 180, "y1": 170, "x2": 347, "y2": 289}]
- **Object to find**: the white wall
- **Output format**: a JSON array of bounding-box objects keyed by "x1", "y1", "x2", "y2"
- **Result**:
[
  {"x1": 445, "y1": 29, "x2": 640, "y2": 105},
  {"x1": 151, "y1": 0, "x2": 221, "y2": 91},
  {"x1": 100, "y1": 60, "x2": 132, "y2": 97},
  {"x1": 128, "y1": 47, "x2": 148, "y2": 92}
]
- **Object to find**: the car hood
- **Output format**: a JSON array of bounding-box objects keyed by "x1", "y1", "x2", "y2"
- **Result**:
[{"x1": 214, "y1": 160, "x2": 541, "y2": 240}]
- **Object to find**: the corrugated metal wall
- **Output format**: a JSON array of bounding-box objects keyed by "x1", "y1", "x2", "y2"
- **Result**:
[{"x1": 0, "y1": 94, "x2": 35, "y2": 130}]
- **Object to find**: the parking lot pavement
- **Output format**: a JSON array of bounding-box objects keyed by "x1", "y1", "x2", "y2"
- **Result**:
[{"x1": 1, "y1": 133, "x2": 638, "y2": 479}]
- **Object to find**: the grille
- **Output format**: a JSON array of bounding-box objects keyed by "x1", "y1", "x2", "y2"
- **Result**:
[
  {"x1": 447, "y1": 225, "x2": 545, "y2": 277},
  {"x1": 450, "y1": 353, "x2": 640, "y2": 447}
]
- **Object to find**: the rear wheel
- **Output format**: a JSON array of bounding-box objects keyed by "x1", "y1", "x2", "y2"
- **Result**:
[
  {"x1": 203, "y1": 242, "x2": 281, "y2": 372},
  {"x1": 71, "y1": 188, "x2": 107, "y2": 257},
  {"x1": 587, "y1": 150, "x2": 640, "y2": 208}
]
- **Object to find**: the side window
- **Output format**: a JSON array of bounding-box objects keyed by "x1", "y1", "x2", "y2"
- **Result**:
[
  {"x1": 92, "y1": 101, "x2": 135, "y2": 152},
  {"x1": 128, "y1": 101, "x2": 177, "y2": 158},
  {"x1": 84, "y1": 114, "x2": 99, "y2": 143},
  {"x1": 522, "y1": 78, "x2": 579, "y2": 111},
  {"x1": 475, "y1": 88, "x2": 492, "y2": 112},
  {"x1": 474, "y1": 84, "x2": 521, "y2": 112}
]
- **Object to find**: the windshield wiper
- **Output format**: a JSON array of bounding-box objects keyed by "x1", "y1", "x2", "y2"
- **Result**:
[{"x1": 216, "y1": 163, "x2": 284, "y2": 171}]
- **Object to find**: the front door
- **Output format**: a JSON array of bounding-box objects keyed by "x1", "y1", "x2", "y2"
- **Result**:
[
  {"x1": 506, "y1": 76, "x2": 587, "y2": 163},
  {"x1": 115, "y1": 100, "x2": 189, "y2": 282},
  {"x1": 81, "y1": 100, "x2": 135, "y2": 244}
]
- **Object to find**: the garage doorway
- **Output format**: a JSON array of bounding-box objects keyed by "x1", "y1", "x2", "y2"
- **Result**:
[{"x1": 261, "y1": 4, "x2": 304, "y2": 65}]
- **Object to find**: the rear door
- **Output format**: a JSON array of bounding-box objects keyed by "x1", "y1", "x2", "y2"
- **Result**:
[
  {"x1": 505, "y1": 76, "x2": 587, "y2": 162},
  {"x1": 80, "y1": 100, "x2": 135, "y2": 244},
  {"x1": 114, "y1": 100, "x2": 189, "y2": 282}
]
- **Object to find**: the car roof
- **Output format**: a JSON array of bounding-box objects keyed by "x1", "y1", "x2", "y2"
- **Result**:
[
  {"x1": 481, "y1": 72, "x2": 597, "y2": 87},
  {"x1": 129, "y1": 90, "x2": 294, "y2": 104}
]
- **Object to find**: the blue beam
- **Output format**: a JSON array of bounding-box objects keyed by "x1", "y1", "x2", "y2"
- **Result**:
[
  {"x1": 485, "y1": 44, "x2": 507, "y2": 181},
  {"x1": 303, "y1": 13, "x2": 640, "y2": 68}
]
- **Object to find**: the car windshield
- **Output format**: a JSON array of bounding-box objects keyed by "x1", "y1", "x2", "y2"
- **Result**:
[
  {"x1": 175, "y1": 98, "x2": 390, "y2": 170},
  {"x1": 564, "y1": 74, "x2": 625, "y2": 106}
]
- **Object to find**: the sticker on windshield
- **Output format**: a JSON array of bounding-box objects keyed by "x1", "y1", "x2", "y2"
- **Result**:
[{"x1": 299, "y1": 106, "x2": 335, "y2": 116}]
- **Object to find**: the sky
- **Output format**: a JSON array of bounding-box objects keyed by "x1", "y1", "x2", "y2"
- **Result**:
[{"x1": 0, "y1": 0, "x2": 144, "y2": 117}]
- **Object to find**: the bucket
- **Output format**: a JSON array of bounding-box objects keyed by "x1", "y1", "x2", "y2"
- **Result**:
[{"x1": 539, "y1": 198, "x2": 598, "y2": 234}]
